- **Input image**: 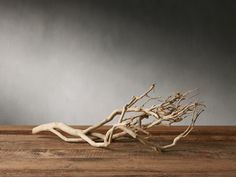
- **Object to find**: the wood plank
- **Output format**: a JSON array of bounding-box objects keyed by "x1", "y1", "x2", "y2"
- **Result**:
[{"x1": 0, "y1": 126, "x2": 235, "y2": 176}]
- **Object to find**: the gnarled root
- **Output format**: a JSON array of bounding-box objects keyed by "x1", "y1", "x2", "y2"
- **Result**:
[{"x1": 32, "y1": 84, "x2": 205, "y2": 152}]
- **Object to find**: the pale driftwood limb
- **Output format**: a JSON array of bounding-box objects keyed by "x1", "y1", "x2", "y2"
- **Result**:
[{"x1": 32, "y1": 84, "x2": 205, "y2": 152}]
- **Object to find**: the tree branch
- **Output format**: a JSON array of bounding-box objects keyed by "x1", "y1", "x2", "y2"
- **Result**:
[{"x1": 32, "y1": 84, "x2": 205, "y2": 152}]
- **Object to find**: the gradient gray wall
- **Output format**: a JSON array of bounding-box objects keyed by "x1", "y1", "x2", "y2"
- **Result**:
[{"x1": 0, "y1": 0, "x2": 235, "y2": 125}]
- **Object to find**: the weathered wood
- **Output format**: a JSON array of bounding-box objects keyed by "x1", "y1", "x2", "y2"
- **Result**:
[{"x1": 0, "y1": 126, "x2": 235, "y2": 176}]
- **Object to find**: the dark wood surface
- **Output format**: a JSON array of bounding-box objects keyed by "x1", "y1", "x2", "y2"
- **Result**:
[{"x1": 0, "y1": 125, "x2": 235, "y2": 177}]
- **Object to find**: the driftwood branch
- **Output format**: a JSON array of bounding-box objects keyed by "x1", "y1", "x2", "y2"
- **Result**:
[{"x1": 32, "y1": 84, "x2": 205, "y2": 152}]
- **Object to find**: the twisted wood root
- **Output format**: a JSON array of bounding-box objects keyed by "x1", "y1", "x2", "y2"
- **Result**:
[{"x1": 32, "y1": 84, "x2": 205, "y2": 152}]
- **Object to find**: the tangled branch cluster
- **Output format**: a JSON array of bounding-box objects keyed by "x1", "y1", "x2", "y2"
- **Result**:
[{"x1": 32, "y1": 84, "x2": 205, "y2": 152}]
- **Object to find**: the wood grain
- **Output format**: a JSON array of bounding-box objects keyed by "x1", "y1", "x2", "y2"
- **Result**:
[{"x1": 0, "y1": 126, "x2": 235, "y2": 177}]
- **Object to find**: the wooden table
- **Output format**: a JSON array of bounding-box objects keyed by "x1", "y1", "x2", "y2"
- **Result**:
[{"x1": 0, "y1": 126, "x2": 235, "y2": 176}]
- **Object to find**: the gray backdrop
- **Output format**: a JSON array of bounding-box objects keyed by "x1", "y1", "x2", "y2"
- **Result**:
[{"x1": 0, "y1": 0, "x2": 235, "y2": 125}]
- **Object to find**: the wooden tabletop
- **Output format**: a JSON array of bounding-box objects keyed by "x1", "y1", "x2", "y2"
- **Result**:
[{"x1": 0, "y1": 125, "x2": 235, "y2": 177}]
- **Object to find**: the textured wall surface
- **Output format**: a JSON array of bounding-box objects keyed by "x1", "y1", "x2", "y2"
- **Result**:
[{"x1": 0, "y1": 0, "x2": 235, "y2": 125}]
